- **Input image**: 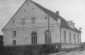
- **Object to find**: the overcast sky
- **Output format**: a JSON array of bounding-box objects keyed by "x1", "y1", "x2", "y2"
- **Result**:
[{"x1": 0, "y1": 0, "x2": 85, "y2": 42}]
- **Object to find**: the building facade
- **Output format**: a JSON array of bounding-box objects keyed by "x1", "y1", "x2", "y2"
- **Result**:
[
  {"x1": 60, "y1": 21, "x2": 81, "y2": 48},
  {"x1": 2, "y1": 0, "x2": 81, "y2": 48}
]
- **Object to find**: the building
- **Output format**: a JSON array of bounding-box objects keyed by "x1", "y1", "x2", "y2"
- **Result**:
[{"x1": 2, "y1": 0, "x2": 81, "y2": 49}]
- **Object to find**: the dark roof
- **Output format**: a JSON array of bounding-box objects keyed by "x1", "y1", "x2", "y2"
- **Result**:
[
  {"x1": 60, "y1": 16, "x2": 81, "y2": 33},
  {"x1": 60, "y1": 16, "x2": 68, "y2": 26},
  {"x1": 60, "y1": 17, "x2": 81, "y2": 33}
]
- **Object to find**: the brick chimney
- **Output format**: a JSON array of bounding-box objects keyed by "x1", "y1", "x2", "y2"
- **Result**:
[{"x1": 56, "y1": 11, "x2": 59, "y2": 15}]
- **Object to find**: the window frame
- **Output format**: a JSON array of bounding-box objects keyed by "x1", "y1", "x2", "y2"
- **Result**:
[
  {"x1": 64, "y1": 30, "x2": 66, "y2": 43},
  {"x1": 13, "y1": 31, "x2": 16, "y2": 37},
  {"x1": 31, "y1": 31, "x2": 37, "y2": 44},
  {"x1": 13, "y1": 40, "x2": 16, "y2": 46},
  {"x1": 45, "y1": 30, "x2": 51, "y2": 44},
  {"x1": 69, "y1": 32, "x2": 71, "y2": 44},
  {"x1": 74, "y1": 34, "x2": 76, "y2": 44},
  {"x1": 77, "y1": 35, "x2": 80, "y2": 44}
]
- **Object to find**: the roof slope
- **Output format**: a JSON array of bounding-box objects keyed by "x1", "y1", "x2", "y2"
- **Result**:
[
  {"x1": 60, "y1": 16, "x2": 81, "y2": 33},
  {"x1": 2, "y1": 0, "x2": 27, "y2": 31}
]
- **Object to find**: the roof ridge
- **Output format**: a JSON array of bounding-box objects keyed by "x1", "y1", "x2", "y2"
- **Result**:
[{"x1": 31, "y1": 0, "x2": 55, "y2": 13}]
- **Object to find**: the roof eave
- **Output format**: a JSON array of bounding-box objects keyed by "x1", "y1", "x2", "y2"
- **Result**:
[{"x1": 60, "y1": 26, "x2": 81, "y2": 33}]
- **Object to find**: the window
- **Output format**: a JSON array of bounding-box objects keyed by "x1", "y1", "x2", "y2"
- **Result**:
[
  {"x1": 74, "y1": 34, "x2": 76, "y2": 44},
  {"x1": 69, "y1": 32, "x2": 71, "y2": 44},
  {"x1": 13, "y1": 40, "x2": 16, "y2": 46},
  {"x1": 78, "y1": 35, "x2": 80, "y2": 44},
  {"x1": 64, "y1": 31, "x2": 66, "y2": 43},
  {"x1": 31, "y1": 31, "x2": 37, "y2": 44},
  {"x1": 31, "y1": 17, "x2": 36, "y2": 24},
  {"x1": 45, "y1": 30, "x2": 51, "y2": 44},
  {"x1": 21, "y1": 18, "x2": 25, "y2": 25},
  {"x1": 13, "y1": 31, "x2": 16, "y2": 37}
]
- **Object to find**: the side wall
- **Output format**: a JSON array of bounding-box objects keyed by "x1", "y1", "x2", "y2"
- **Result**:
[{"x1": 60, "y1": 27, "x2": 81, "y2": 48}]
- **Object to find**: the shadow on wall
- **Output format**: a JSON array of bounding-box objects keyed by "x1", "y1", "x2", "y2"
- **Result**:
[
  {"x1": 0, "y1": 35, "x2": 3, "y2": 47},
  {"x1": 0, "y1": 44, "x2": 58, "y2": 55}
]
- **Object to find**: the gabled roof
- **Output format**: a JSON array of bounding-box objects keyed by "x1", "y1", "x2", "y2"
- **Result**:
[{"x1": 2, "y1": 0, "x2": 81, "y2": 33}]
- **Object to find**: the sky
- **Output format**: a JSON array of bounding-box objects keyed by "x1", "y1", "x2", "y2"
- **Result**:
[{"x1": 0, "y1": 0, "x2": 85, "y2": 42}]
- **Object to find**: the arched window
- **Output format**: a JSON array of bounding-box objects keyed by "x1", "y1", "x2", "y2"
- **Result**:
[
  {"x1": 45, "y1": 30, "x2": 51, "y2": 44},
  {"x1": 64, "y1": 31, "x2": 66, "y2": 43},
  {"x1": 77, "y1": 35, "x2": 79, "y2": 44},
  {"x1": 31, "y1": 31, "x2": 37, "y2": 44},
  {"x1": 69, "y1": 32, "x2": 71, "y2": 44},
  {"x1": 74, "y1": 34, "x2": 76, "y2": 44}
]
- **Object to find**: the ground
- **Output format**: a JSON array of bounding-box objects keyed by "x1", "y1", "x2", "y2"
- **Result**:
[
  {"x1": 0, "y1": 45, "x2": 85, "y2": 55},
  {"x1": 49, "y1": 49, "x2": 85, "y2": 55}
]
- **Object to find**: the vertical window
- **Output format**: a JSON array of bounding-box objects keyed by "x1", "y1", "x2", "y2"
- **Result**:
[
  {"x1": 45, "y1": 30, "x2": 48, "y2": 44},
  {"x1": 31, "y1": 31, "x2": 37, "y2": 44},
  {"x1": 69, "y1": 32, "x2": 71, "y2": 44},
  {"x1": 13, "y1": 31, "x2": 16, "y2": 37},
  {"x1": 78, "y1": 35, "x2": 80, "y2": 44},
  {"x1": 64, "y1": 31, "x2": 66, "y2": 43},
  {"x1": 13, "y1": 40, "x2": 16, "y2": 46},
  {"x1": 74, "y1": 34, "x2": 76, "y2": 44},
  {"x1": 45, "y1": 30, "x2": 51, "y2": 44},
  {"x1": 21, "y1": 18, "x2": 25, "y2": 25},
  {"x1": 49, "y1": 36, "x2": 51, "y2": 44},
  {"x1": 31, "y1": 17, "x2": 36, "y2": 24}
]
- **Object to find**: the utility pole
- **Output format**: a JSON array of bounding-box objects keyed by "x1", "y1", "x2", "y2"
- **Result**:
[{"x1": 48, "y1": 15, "x2": 51, "y2": 44}]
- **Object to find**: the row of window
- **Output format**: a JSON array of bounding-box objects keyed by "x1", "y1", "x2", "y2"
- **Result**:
[
  {"x1": 64, "y1": 31, "x2": 80, "y2": 44},
  {"x1": 13, "y1": 17, "x2": 36, "y2": 25},
  {"x1": 13, "y1": 30, "x2": 80, "y2": 45},
  {"x1": 13, "y1": 30, "x2": 51, "y2": 45}
]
